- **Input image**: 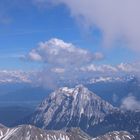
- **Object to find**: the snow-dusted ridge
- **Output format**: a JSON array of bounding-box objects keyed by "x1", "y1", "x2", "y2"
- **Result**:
[
  {"x1": 88, "y1": 75, "x2": 136, "y2": 84},
  {"x1": 30, "y1": 85, "x2": 117, "y2": 131},
  {"x1": 0, "y1": 124, "x2": 93, "y2": 140},
  {"x1": 93, "y1": 131, "x2": 135, "y2": 140},
  {"x1": 0, "y1": 70, "x2": 32, "y2": 84},
  {"x1": 0, "y1": 124, "x2": 135, "y2": 140},
  {"x1": 0, "y1": 70, "x2": 136, "y2": 85}
]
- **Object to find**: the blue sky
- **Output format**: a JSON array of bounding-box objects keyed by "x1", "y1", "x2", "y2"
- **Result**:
[{"x1": 0, "y1": 0, "x2": 139, "y2": 70}]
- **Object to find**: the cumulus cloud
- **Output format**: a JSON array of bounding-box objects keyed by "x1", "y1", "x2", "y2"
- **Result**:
[
  {"x1": 28, "y1": 50, "x2": 42, "y2": 61},
  {"x1": 121, "y1": 96, "x2": 140, "y2": 111},
  {"x1": 28, "y1": 38, "x2": 103, "y2": 66},
  {"x1": 46, "y1": 0, "x2": 140, "y2": 50},
  {"x1": 25, "y1": 38, "x2": 140, "y2": 88},
  {"x1": 26, "y1": 38, "x2": 104, "y2": 88}
]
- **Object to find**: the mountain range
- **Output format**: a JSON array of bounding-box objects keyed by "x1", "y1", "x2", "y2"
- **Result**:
[
  {"x1": 1, "y1": 85, "x2": 140, "y2": 139},
  {"x1": 1, "y1": 74, "x2": 140, "y2": 108},
  {"x1": 16, "y1": 85, "x2": 139, "y2": 140}
]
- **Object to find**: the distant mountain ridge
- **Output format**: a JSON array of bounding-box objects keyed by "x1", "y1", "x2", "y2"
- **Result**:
[
  {"x1": 0, "y1": 70, "x2": 137, "y2": 86},
  {"x1": 86, "y1": 75, "x2": 140, "y2": 106},
  {"x1": 0, "y1": 74, "x2": 139, "y2": 108}
]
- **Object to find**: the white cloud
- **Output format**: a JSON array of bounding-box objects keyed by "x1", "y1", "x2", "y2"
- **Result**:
[
  {"x1": 25, "y1": 38, "x2": 140, "y2": 88},
  {"x1": 121, "y1": 96, "x2": 140, "y2": 111},
  {"x1": 29, "y1": 50, "x2": 42, "y2": 61},
  {"x1": 28, "y1": 38, "x2": 103, "y2": 66},
  {"x1": 117, "y1": 63, "x2": 138, "y2": 73},
  {"x1": 26, "y1": 38, "x2": 104, "y2": 88},
  {"x1": 48, "y1": 0, "x2": 140, "y2": 50}
]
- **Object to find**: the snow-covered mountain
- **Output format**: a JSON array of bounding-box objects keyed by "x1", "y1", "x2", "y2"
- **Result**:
[
  {"x1": 87, "y1": 75, "x2": 136, "y2": 84},
  {"x1": 30, "y1": 85, "x2": 117, "y2": 132},
  {"x1": 0, "y1": 124, "x2": 136, "y2": 140},
  {"x1": 93, "y1": 131, "x2": 135, "y2": 140},
  {"x1": 1, "y1": 84, "x2": 139, "y2": 139},
  {"x1": 0, "y1": 124, "x2": 93, "y2": 140},
  {"x1": 0, "y1": 125, "x2": 48, "y2": 140},
  {"x1": 26, "y1": 85, "x2": 140, "y2": 139}
]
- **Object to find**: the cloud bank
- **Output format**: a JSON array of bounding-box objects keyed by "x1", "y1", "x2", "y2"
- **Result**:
[
  {"x1": 121, "y1": 96, "x2": 140, "y2": 111},
  {"x1": 25, "y1": 38, "x2": 140, "y2": 88},
  {"x1": 2, "y1": 0, "x2": 140, "y2": 49},
  {"x1": 47, "y1": 0, "x2": 140, "y2": 50}
]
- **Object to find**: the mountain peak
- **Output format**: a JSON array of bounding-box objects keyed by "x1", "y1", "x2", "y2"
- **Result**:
[
  {"x1": 75, "y1": 84, "x2": 89, "y2": 93},
  {"x1": 30, "y1": 85, "x2": 116, "y2": 131},
  {"x1": 56, "y1": 84, "x2": 94, "y2": 99}
]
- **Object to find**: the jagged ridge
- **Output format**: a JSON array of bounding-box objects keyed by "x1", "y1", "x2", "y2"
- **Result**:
[
  {"x1": 30, "y1": 85, "x2": 117, "y2": 131},
  {"x1": 0, "y1": 124, "x2": 135, "y2": 140}
]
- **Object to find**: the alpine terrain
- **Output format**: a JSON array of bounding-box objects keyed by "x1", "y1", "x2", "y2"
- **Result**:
[
  {"x1": 25, "y1": 85, "x2": 140, "y2": 139},
  {"x1": 0, "y1": 124, "x2": 135, "y2": 140},
  {"x1": 30, "y1": 85, "x2": 117, "y2": 131},
  {"x1": 2, "y1": 85, "x2": 140, "y2": 139}
]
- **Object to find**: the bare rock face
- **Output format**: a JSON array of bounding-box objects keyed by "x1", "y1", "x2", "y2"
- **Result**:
[{"x1": 30, "y1": 85, "x2": 116, "y2": 131}]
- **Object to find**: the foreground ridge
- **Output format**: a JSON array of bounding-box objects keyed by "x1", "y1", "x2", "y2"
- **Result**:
[{"x1": 0, "y1": 124, "x2": 135, "y2": 140}]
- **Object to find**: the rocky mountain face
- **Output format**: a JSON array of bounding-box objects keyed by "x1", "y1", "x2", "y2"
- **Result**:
[
  {"x1": 91, "y1": 111, "x2": 140, "y2": 139},
  {"x1": 93, "y1": 131, "x2": 135, "y2": 140},
  {"x1": 0, "y1": 124, "x2": 136, "y2": 140},
  {"x1": 30, "y1": 85, "x2": 117, "y2": 132},
  {"x1": 0, "y1": 124, "x2": 8, "y2": 139}
]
